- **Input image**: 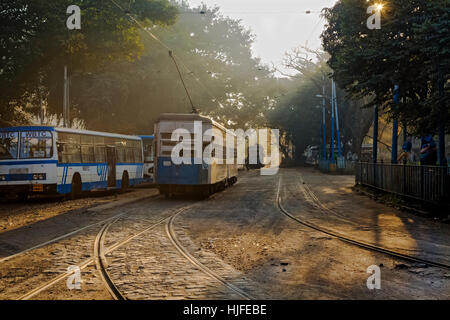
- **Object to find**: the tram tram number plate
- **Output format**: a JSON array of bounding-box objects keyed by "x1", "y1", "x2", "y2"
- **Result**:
[
  {"x1": 163, "y1": 161, "x2": 172, "y2": 166},
  {"x1": 32, "y1": 184, "x2": 44, "y2": 192}
]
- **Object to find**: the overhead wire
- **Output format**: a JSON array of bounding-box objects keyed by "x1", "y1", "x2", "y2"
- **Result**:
[
  {"x1": 109, "y1": 0, "x2": 225, "y2": 112},
  {"x1": 109, "y1": 0, "x2": 327, "y2": 113},
  {"x1": 306, "y1": 15, "x2": 324, "y2": 45}
]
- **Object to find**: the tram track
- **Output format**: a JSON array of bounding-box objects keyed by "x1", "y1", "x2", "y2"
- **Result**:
[
  {"x1": 166, "y1": 208, "x2": 255, "y2": 300},
  {"x1": 0, "y1": 194, "x2": 161, "y2": 264},
  {"x1": 17, "y1": 202, "x2": 190, "y2": 300},
  {"x1": 276, "y1": 177, "x2": 450, "y2": 271},
  {"x1": 94, "y1": 217, "x2": 125, "y2": 300},
  {"x1": 18, "y1": 186, "x2": 254, "y2": 300},
  {"x1": 95, "y1": 187, "x2": 253, "y2": 300}
]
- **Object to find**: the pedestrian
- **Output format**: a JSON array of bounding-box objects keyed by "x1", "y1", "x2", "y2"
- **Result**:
[
  {"x1": 397, "y1": 136, "x2": 412, "y2": 163},
  {"x1": 346, "y1": 151, "x2": 352, "y2": 161},
  {"x1": 419, "y1": 135, "x2": 437, "y2": 166}
]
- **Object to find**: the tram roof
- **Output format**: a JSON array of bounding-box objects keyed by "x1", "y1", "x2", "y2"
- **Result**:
[{"x1": 156, "y1": 113, "x2": 235, "y2": 136}]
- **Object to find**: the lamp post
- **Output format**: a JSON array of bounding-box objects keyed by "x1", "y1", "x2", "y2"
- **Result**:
[
  {"x1": 373, "y1": 105, "x2": 378, "y2": 163},
  {"x1": 332, "y1": 79, "x2": 342, "y2": 158},
  {"x1": 316, "y1": 94, "x2": 327, "y2": 161},
  {"x1": 392, "y1": 85, "x2": 399, "y2": 164}
]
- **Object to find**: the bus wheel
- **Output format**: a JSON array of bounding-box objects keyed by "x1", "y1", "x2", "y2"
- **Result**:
[
  {"x1": 70, "y1": 174, "x2": 82, "y2": 200},
  {"x1": 121, "y1": 172, "x2": 129, "y2": 193}
]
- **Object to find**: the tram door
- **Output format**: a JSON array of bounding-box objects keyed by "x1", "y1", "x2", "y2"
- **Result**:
[{"x1": 106, "y1": 146, "x2": 116, "y2": 187}]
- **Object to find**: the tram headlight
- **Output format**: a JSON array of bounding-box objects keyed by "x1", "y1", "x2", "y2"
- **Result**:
[{"x1": 0, "y1": 175, "x2": 6, "y2": 181}]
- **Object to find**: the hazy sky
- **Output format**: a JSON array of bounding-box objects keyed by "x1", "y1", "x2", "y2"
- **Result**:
[{"x1": 186, "y1": 0, "x2": 338, "y2": 75}]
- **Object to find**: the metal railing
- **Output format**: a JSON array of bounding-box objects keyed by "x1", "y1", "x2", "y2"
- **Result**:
[
  {"x1": 356, "y1": 162, "x2": 450, "y2": 204},
  {"x1": 319, "y1": 159, "x2": 357, "y2": 175}
]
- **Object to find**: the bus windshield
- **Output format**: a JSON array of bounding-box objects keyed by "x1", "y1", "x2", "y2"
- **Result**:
[
  {"x1": 20, "y1": 131, "x2": 53, "y2": 159},
  {"x1": 0, "y1": 132, "x2": 19, "y2": 160}
]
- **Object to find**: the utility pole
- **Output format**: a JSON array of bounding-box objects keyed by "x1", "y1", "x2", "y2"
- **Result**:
[
  {"x1": 392, "y1": 85, "x2": 399, "y2": 164},
  {"x1": 373, "y1": 105, "x2": 378, "y2": 163},
  {"x1": 332, "y1": 79, "x2": 342, "y2": 158},
  {"x1": 437, "y1": 59, "x2": 447, "y2": 167},
  {"x1": 330, "y1": 80, "x2": 335, "y2": 163},
  {"x1": 322, "y1": 75, "x2": 327, "y2": 161},
  {"x1": 63, "y1": 65, "x2": 68, "y2": 128},
  {"x1": 67, "y1": 73, "x2": 70, "y2": 127}
]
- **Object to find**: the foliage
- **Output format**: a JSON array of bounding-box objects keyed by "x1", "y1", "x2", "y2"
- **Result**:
[
  {"x1": 321, "y1": 0, "x2": 449, "y2": 135},
  {"x1": 0, "y1": 0, "x2": 178, "y2": 126},
  {"x1": 55, "y1": 2, "x2": 281, "y2": 133},
  {"x1": 267, "y1": 47, "x2": 373, "y2": 160}
]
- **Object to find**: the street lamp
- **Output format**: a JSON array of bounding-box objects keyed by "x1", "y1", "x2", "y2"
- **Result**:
[{"x1": 315, "y1": 93, "x2": 327, "y2": 161}]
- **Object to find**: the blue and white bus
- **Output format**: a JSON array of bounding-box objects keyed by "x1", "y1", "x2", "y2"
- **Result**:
[{"x1": 0, "y1": 126, "x2": 144, "y2": 200}]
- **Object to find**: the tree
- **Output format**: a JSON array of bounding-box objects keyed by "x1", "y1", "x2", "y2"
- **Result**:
[
  {"x1": 59, "y1": 2, "x2": 280, "y2": 133},
  {"x1": 0, "y1": 0, "x2": 178, "y2": 126},
  {"x1": 321, "y1": 0, "x2": 449, "y2": 136},
  {"x1": 268, "y1": 46, "x2": 373, "y2": 161}
]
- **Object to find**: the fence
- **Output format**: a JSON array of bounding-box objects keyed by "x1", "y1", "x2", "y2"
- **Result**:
[
  {"x1": 356, "y1": 162, "x2": 450, "y2": 204},
  {"x1": 319, "y1": 159, "x2": 356, "y2": 175}
]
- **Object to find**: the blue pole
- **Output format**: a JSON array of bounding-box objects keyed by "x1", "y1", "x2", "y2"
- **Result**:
[
  {"x1": 322, "y1": 78, "x2": 327, "y2": 161},
  {"x1": 437, "y1": 64, "x2": 447, "y2": 167},
  {"x1": 333, "y1": 80, "x2": 342, "y2": 158},
  {"x1": 322, "y1": 103, "x2": 326, "y2": 160},
  {"x1": 392, "y1": 85, "x2": 399, "y2": 164},
  {"x1": 439, "y1": 125, "x2": 446, "y2": 166},
  {"x1": 331, "y1": 80, "x2": 335, "y2": 163}
]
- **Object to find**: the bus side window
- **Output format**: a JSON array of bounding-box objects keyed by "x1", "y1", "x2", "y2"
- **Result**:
[
  {"x1": 94, "y1": 136, "x2": 105, "y2": 163},
  {"x1": 133, "y1": 144, "x2": 142, "y2": 163}
]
